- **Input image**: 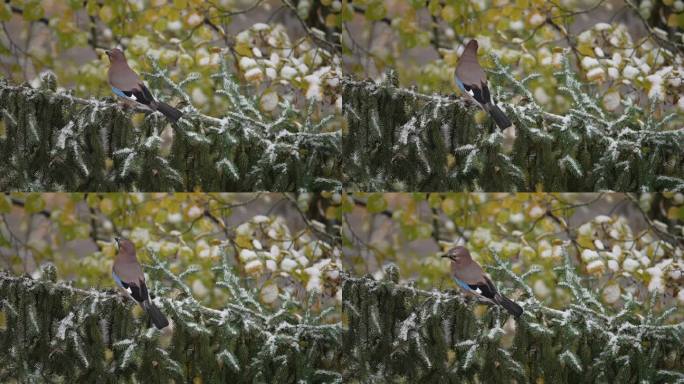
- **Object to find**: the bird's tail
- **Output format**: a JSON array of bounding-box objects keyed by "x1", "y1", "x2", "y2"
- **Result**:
[
  {"x1": 494, "y1": 293, "x2": 523, "y2": 318},
  {"x1": 142, "y1": 300, "x2": 169, "y2": 329},
  {"x1": 153, "y1": 101, "x2": 183, "y2": 123},
  {"x1": 485, "y1": 103, "x2": 512, "y2": 129}
]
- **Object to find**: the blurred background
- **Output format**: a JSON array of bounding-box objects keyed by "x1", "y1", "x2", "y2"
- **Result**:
[
  {"x1": 0, "y1": 192, "x2": 343, "y2": 314},
  {"x1": 342, "y1": 0, "x2": 684, "y2": 121},
  {"x1": 341, "y1": 193, "x2": 684, "y2": 315},
  {"x1": 0, "y1": 0, "x2": 342, "y2": 117}
]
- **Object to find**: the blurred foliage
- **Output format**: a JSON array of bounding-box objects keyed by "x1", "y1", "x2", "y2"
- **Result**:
[
  {"x1": 343, "y1": 0, "x2": 684, "y2": 124},
  {"x1": 0, "y1": 192, "x2": 345, "y2": 313},
  {"x1": 341, "y1": 192, "x2": 684, "y2": 313},
  {"x1": 1, "y1": 0, "x2": 342, "y2": 117}
]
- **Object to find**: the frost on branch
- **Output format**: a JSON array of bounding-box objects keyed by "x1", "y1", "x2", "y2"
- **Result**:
[
  {"x1": 0, "y1": 60, "x2": 341, "y2": 192},
  {"x1": 342, "y1": 57, "x2": 684, "y2": 192},
  {"x1": 341, "y1": 256, "x2": 684, "y2": 382},
  {"x1": 0, "y1": 259, "x2": 342, "y2": 382}
]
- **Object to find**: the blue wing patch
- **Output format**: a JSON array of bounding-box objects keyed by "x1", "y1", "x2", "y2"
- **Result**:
[
  {"x1": 111, "y1": 86, "x2": 128, "y2": 98},
  {"x1": 112, "y1": 270, "x2": 124, "y2": 288},
  {"x1": 454, "y1": 77, "x2": 466, "y2": 93},
  {"x1": 112, "y1": 86, "x2": 139, "y2": 102},
  {"x1": 452, "y1": 277, "x2": 472, "y2": 291}
]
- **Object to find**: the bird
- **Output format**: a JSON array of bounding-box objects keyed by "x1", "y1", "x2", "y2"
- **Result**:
[
  {"x1": 112, "y1": 237, "x2": 169, "y2": 329},
  {"x1": 454, "y1": 39, "x2": 512, "y2": 130},
  {"x1": 442, "y1": 246, "x2": 523, "y2": 318},
  {"x1": 105, "y1": 48, "x2": 183, "y2": 123}
]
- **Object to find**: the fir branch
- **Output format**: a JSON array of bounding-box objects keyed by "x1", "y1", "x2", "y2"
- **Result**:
[
  {"x1": 342, "y1": 259, "x2": 684, "y2": 381},
  {"x1": 0, "y1": 61, "x2": 341, "y2": 191},
  {"x1": 0, "y1": 257, "x2": 342, "y2": 382}
]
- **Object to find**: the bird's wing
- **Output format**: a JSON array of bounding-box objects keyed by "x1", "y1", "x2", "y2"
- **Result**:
[
  {"x1": 454, "y1": 263, "x2": 498, "y2": 300},
  {"x1": 455, "y1": 60, "x2": 492, "y2": 105},
  {"x1": 109, "y1": 64, "x2": 141, "y2": 90},
  {"x1": 123, "y1": 278, "x2": 149, "y2": 304},
  {"x1": 109, "y1": 64, "x2": 155, "y2": 106},
  {"x1": 472, "y1": 275, "x2": 498, "y2": 300},
  {"x1": 465, "y1": 279, "x2": 497, "y2": 300},
  {"x1": 112, "y1": 270, "x2": 149, "y2": 303},
  {"x1": 111, "y1": 83, "x2": 155, "y2": 106}
]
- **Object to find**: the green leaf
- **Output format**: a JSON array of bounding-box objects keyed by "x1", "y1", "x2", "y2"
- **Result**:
[
  {"x1": 0, "y1": 232, "x2": 10, "y2": 247},
  {"x1": 0, "y1": 3, "x2": 12, "y2": 22},
  {"x1": 67, "y1": 0, "x2": 83, "y2": 10},
  {"x1": 427, "y1": 0, "x2": 441, "y2": 15},
  {"x1": 24, "y1": 195, "x2": 45, "y2": 214},
  {"x1": 0, "y1": 195, "x2": 10, "y2": 213},
  {"x1": 366, "y1": 194, "x2": 387, "y2": 213},
  {"x1": 365, "y1": 1, "x2": 386, "y2": 21},
  {"x1": 23, "y1": 1, "x2": 45, "y2": 21}
]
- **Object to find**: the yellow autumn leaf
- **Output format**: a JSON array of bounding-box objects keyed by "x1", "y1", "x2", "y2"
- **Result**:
[
  {"x1": 0, "y1": 195, "x2": 10, "y2": 213},
  {"x1": 99, "y1": 198, "x2": 114, "y2": 214},
  {"x1": 440, "y1": 5, "x2": 457, "y2": 23},
  {"x1": 98, "y1": 5, "x2": 114, "y2": 23},
  {"x1": 0, "y1": 3, "x2": 12, "y2": 21}
]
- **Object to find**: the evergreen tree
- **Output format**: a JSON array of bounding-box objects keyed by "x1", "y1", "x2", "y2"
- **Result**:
[
  {"x1": 0, "y1": 260, "x2": 342, "y2": 383},
  {"x1": 341, "y1": 257, "x2": 684, "y2": 383},
  {"x1": 0, "y1": 63, "x2": 341, "y2": 192},
  {"x1": 342, "y1": 59, "x2": 684, "y2": 192}
]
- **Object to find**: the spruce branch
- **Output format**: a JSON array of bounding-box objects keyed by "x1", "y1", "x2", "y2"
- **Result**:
[
  {"x1": 0, "y1": 256, "x2": 342, "y2": 382},
  {"x1": 342, "y1": 56, "x2": 683, "y2": 191},
  {"x1": 341, "y1": 258, "x2": 684, "y2": 382},
  {"x1": 0, "y1": 59, "x2": 341, "y2": 191}
]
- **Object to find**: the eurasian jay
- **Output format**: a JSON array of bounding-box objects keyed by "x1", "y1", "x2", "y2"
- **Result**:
[
  {"x1": 442, "y1": 246, "x2": 523, "y2": 318},
  {"x1": 105, "y1": 48, "x2": 183, "y2": 123},
  {"x1": 455, "y1": 40, "x2": 512, "y2": 130},
  {"x1": 113, "y1": 237, "x2": 169, "y2": 329}
]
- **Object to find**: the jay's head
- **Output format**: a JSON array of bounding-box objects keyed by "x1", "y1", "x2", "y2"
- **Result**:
[
  {"x1": 114, "y1": 237, "x2": 136, "y2": 257},
  {"x1": 105, "y1": 48, "x2": 126, "y2": 63},
  {"x1": 463, "y1": 39, "x2": 479, "y2": 55},
  {"x1": 441, "y1": 246, "x2": 471, "y2": 266}
]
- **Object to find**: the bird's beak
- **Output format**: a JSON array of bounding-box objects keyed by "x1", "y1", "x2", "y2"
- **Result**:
[{"x1": 440, "y1": 253, "x2": 450, "y2": 259}]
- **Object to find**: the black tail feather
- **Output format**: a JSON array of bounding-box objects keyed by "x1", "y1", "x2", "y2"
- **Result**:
[
  {"x1": 154, "y1": 101, "x2": 183, "y2": 123},
  {"x1": 495, "y1": 294, "x2": 523, "y2": 318},
  {"x1": 485, "y1": 103, "x2": 512, "y2": 129},
  {"x1": 142, "y1": 300, "x2": 169, "y2": 329}
]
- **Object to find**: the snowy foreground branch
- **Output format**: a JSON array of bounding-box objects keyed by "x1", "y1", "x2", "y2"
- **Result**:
[
  {"x1": 341, "y1": 259, "x2": 684, "y2": 383},
  {"x1": 342, "y1": 60, "x2": 684, "y2": 192},
  {"x1": 0, "y1": 66, "x2": 341, "y2": 191},
  {"x1": 0, "y1": 261, "x2": 342, "y2": 383}
]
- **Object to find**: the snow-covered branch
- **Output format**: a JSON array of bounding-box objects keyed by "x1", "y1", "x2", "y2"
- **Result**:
[
  {"x1": 0, "y1": 62, "x2": 341, "y2": 192},
  {"x1": 0, "y1": 259, "x2": 342, "y2": 382},
  {"x1": 342, "y1": 60, "x2": 684, "y2": 192},
  {"x1": 341, "y1": 259, "x2": 684, "y2": 382}
]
